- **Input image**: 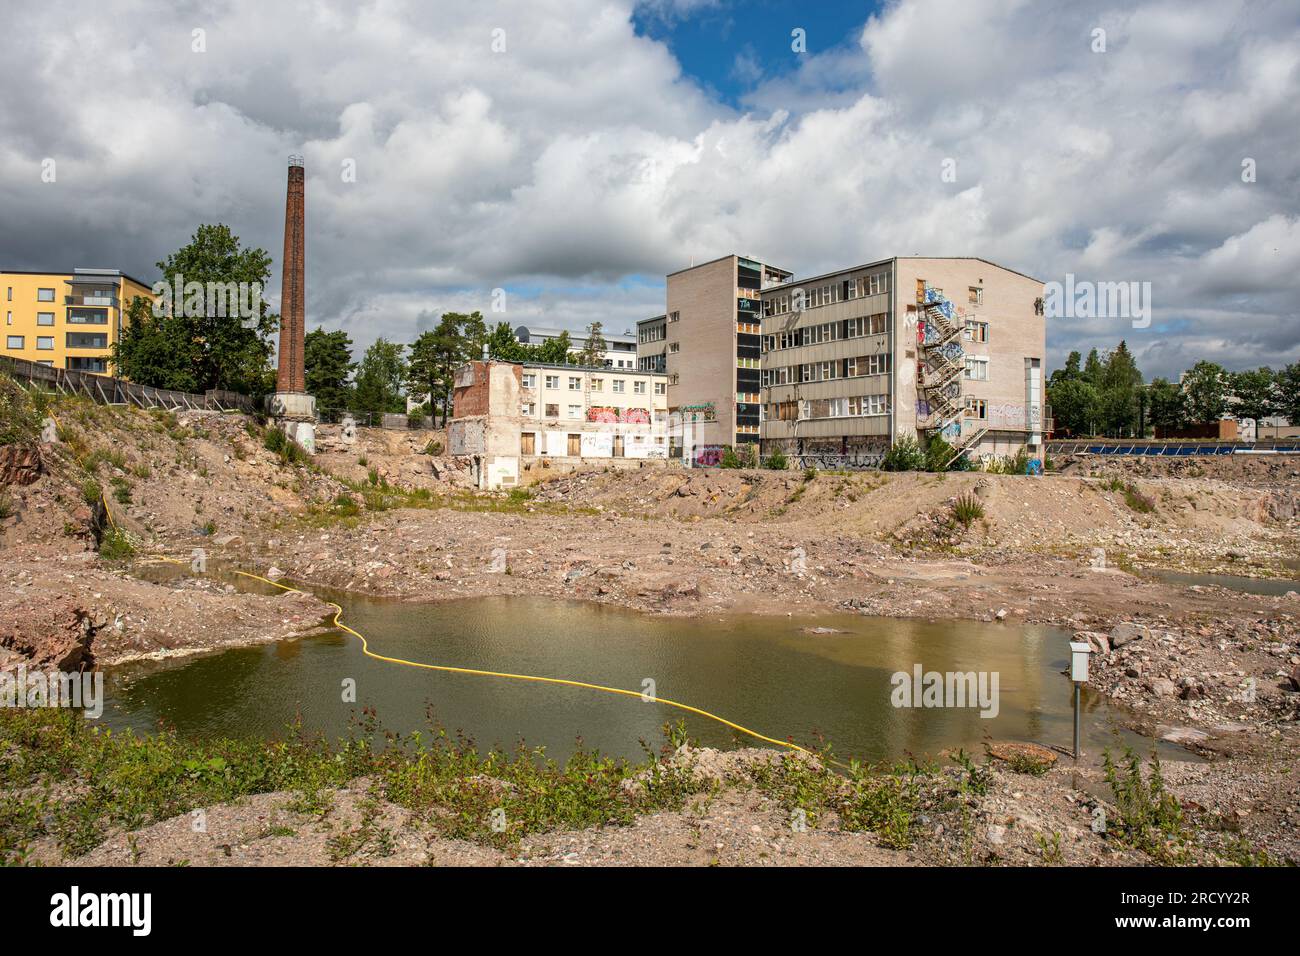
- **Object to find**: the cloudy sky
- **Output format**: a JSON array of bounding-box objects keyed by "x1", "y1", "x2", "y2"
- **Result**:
[{"x1": 2, "y1": 0, "x2": 1297, "y2": 378}]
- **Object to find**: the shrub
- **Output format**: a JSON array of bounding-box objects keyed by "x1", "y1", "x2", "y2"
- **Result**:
[
  {"x1": 80, "y1": 477, "x2": 103, "y2": 507},
  {"x1": 0, "y1": 488, "x2": 13, "y2": 521},
  {"x1": 762, "y1": 448, "x2": 788, "y2": 470},
  {"x1": 952, "y1": 492, "x2": 984, "y2": 528},
  {"x1": 925, "y1": 435, "x2": 956, "y2": 472},
  {"x1": 422, "y1": 440, "x2": 443, "y2": 456},
  {"x1": 1102, "y1": 747, "x2": 1185, "y2": 859},
  {"x1": 0, "y1": 374, "x2": 43, "y2": 447},
  {"x1": 720, "y1": 445, "x2": 754, "y2": 469},
  {"x1": 98, "y1": 527, "x2": 134, "y2": 561},
  {"x1": 1123, "y1": 483, "x2": 1155, "y2": 513},
  {"x1": 263, "y1": 425, "x2": 306, "y2": 466},
  {"x1": 407, "y1": 410, "x2": 426, "y2": 429},
  {"x1": 881, "y1": 434, "x2": 926, "y2": 471}
]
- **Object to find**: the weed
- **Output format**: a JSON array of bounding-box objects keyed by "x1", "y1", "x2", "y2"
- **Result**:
[{"x1": 952, "y1": 492, "x2": 984, "y2": 528}]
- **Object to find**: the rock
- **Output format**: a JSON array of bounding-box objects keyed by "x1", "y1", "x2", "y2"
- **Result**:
[
  {"x1": 265, "y1": 566, "x2": 284, "y2": 580},
  {"x1": 0, "y1": 445, "x2": 43, "y2": 486},
  {"x1": 1075, "y1": 630, "x2": 1110, "y2": 654},
  {"x1": 1109, "y1": 622, "x2": 1149, "y2": 648},
  {"x1": 1289, "y1": 664, "x2": 1300, "y2": 692},
  {"x1": 986, "y1": 825, "x2": 1006, "y2": 846},
  {"x1": 1158, "y1": 726, "x2": 1211, "y2": 745},
  {"x1": 986, "y1": 741, "x2": 1058, "y2": 770},
  {"x1": 1148, "y1": 678, "x2": 1178, "y2": 698}
]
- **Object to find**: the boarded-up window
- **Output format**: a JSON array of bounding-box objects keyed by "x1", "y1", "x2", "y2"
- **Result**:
[
  {"x1": 521, "y1": 433, "x2": 536, "y2": 455},
  {"x1": 567, "y1": 433, "x2": 581, "y2": 456}
]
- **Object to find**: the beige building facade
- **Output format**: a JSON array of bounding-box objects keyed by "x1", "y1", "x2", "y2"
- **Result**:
[
  {"x1": 661, "y1": 255, "x2": 792, "y2": 463},
  {"x1": 450, "y1": 360, "x2": 670, "y2": 489},
  {"x1": 759, "y1": 257, "x2": 1046, "y2": 466}
]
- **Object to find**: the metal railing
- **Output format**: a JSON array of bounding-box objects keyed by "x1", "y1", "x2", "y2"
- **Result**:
[{"x1": 0, "y1": 355, "x2": 257, "y2": 414}]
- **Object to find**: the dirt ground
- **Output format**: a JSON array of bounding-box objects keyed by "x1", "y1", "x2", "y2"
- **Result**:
[{"x1": 1, "y1": 401, "x2": 1297, "y2": 865}]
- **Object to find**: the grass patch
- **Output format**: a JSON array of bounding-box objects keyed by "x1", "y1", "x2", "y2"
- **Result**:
[
  {"x1": 952, "y1": 492, "x2": 984, "y2": 528},
  {"x1": 97, "y1": 526, "x2": 135, "y2": 561}
]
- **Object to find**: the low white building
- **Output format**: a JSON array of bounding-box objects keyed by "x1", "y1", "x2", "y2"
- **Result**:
[{"x1": 449, "y1": 360, "x2": 670, "y2": 489}]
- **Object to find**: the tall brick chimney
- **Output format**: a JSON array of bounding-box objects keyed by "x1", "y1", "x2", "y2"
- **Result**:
[{"x1": 276, "y1": 155, "x2": 306, "y2": 393}]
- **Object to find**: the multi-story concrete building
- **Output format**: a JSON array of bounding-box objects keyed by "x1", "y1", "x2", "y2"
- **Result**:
[
  {"x1": 449, "y1": 360, "x2": 669, "y2": 489},
  {"x1": 759, "y1": 257, "x2": 1045, "y2": 466},
  {"x1": 658, "y1": 255, "x2": 793, "y2": 462},
  {"x1": 636, "y1": 314, "x2": 666, "y2": 372},
  {"x1": 513, "y1": 324, "x2": 638, "y2": 369},
  {"x1": 2, "y1": 268, "x2": 154, "y2": 375}
]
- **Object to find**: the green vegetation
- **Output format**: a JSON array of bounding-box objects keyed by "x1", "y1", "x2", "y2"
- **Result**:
[
  {"x1": 421, "y1": 439, "x2": 443, "y2": 456},
  {"x1": 1101, "y1": 747, "x2": 1187, "y2": 862},
  {"x1": 720, "y1": 444, "x2": 756, "y2": 469},
  {"x1": 262, "y1": 425, "x2": 307, "y2": 466},
  {"x1": 761, "y1": 448, "x2": 788, "y2": 470},
  {"x1": 97, "y1": 526, "x2": 135, "y2": 561},
  {"x1": 0, "y1": 710, "x2": 710, "y2": 861},
  {"x1": 0, "y1": 373, "x2": 45, "y2": 446},
  {"x1": 111, "y1": 223, "x2": 278, "y2": 396},
  {"x1": 0, "y1": 488, "x2": 13, "y2": 521},
  {"x1": 304, "y1": 328, "x2": 358, "y2": 411},
  {"x1": 881, "y1": 434, "x2": 926, "y2": 471},
  {"x1": 1048, "y1": 344, "x2": 1300, "y2": 437},
  {"x1": 951, "y1": 492, "x2": 984, "y2": 528}
]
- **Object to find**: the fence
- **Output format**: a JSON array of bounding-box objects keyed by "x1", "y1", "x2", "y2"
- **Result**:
[
  {"x1": 1046, "y1": 438, "x2": 1300, "y2": 457},
  {"x1": 0, "y1": 355, "x2": 258, "y2": 414},
  {"x1": 316, "y1": 407, "x2": 439, "y2": 430}
]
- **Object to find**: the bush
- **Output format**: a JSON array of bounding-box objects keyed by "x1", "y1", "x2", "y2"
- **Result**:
[
  {"x1": 98, "y1": 527, "x2": 134, "y2": 561},
  {"x1": 407, "y1": 410, "x2": 426, "y2": 429},
  {"x1": 720, "y1": 444, "x2": 755, "y2": 469},
  {"x1": 762, "y1": 448, "x2": 788, "y2": 470},
  {"x1": 952, "y1": 492, "x2": 984, "y2": 528},
  {"x1": 881, "y1": 434, "x2": 926, "y2": 471},
  {"x1": 263, "y1": 425, "x2": 306, "y2": 466},
  {"x1": 0, "y1": 374, "x2": 43, "y2": 446},
  {"x1": 925, "y1": 435, "x2": 956, "y2": 472},
  {"x1": 422, "y1": 440, "x2": 443, "y2": 456}
]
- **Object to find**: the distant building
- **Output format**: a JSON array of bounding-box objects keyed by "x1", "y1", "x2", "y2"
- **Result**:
[
  {"x1": 646, "y1": 254, "x2": 792, "y2": 463},
  {"x1": 513, "y1": 324, "x2": 638, "y2": 369},
  {"x1": 2, "y1": 268, "x2": 155, "y2": 376},
  {"x1": 449, "y1": 359, "x2": 669, "y2": 489},
  {"x1": 759, "y1": 257, "x2": 1046, "y2": 466}
]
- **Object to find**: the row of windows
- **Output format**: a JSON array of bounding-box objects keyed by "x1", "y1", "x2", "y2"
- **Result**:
[
  {"x1": 524, "y1": 373, "x2": 665, "y2": 395},
  {"x1": 524, "y1": 403, "x2": 669, "y2": 421},
  {"x1": 762, "y1": 353, "x2": 892, "y2": 387},
  {"x1": 638, "y1": 324, "x2": 666, "y2": 344},
  {"x1": 763, "y1": 313, "x2": 889, "y2": 352},
  {"x1": 764, "y1": 273, "x2": 889, "y2": 317},
  {"x1": 767, "y1": 394, "x2": 891, "y2": 421},
  {"x1": 6, "y1": 332, "x2": 110, "y2": 350}
]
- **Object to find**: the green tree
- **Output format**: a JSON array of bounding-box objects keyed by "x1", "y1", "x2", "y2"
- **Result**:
[
  {"x1": 1181, "y1": 361, "x2": 1229, "y2": 423},
  {"x1": 304, "y1": 329, "x2": 356, "y2": 410},
  {"x1": 1147, "y1": 377, "x2": 1186, "y2": 434},
  {"x1": 484, "y1": 322, "x2": 529, "y2": 361},
  {"x1": 1049, "y1": 350, "x2": 1082, "y2": 387},
  {"x1": 1047, "y1": 378, "x2": 1102, "y2": 436},
  {"x1": 534, "y1": 330, "x2": 573, "y2": 364},
  {"x1": 577, "y1": 322, "x2": 609, "y2": 367},
  {"x1": 407, "y1": 311, "x2": 488, "y2": 426},
  {"x1": 1277, "y1": 363, "x2": 1300, "y2": 423},
  {"x1": 1099, "y1": 341, "x2": 1143, "y2": 436},
  {"x1": 113, "y1": 223, "x2": 278, "y2": 394},
  {"x1": 353, "y1": 338, "x2": 407, "y2": 416},
  {"x1": 1081, "y1": 348, "x2": 1104, "y2": 386},
  {"x1": 1228, "y1": 367, "x2": 1278, "y2": 421}
]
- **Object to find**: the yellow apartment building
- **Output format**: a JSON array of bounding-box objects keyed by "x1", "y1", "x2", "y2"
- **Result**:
[{"x1": 2, "y1": 268, "x2": 155, "y2": 376}]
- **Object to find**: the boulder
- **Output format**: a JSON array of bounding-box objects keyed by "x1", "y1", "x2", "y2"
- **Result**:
[{"x1": 1109, "y1": 622, "x2": 1149, "y2": 647}]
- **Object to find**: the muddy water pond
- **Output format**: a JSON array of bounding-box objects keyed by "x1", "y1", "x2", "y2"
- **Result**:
[
  {"x1": 103, "y1": 574, "x2": 1177, "y2": 765},
  {"x1": 1147, "y1": 569, "x2": 1300, "y2": 597}
]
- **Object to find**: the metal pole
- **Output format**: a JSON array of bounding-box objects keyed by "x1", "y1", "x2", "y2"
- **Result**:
[{"x1": 1073, "y1": 682, "x2": 1081, "y2": 759}]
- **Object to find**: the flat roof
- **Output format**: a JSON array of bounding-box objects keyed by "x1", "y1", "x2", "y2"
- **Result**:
[
  {"x1": 514, "y1": 324, "x2": 636, "y2": 343},
  {"x1": 1, "y1": 268, "x2": 155, "y2": 289},
  {"x1": 637, "y1": 314, "x2": 667, "y2": 325},
  {"x1": 519, "y1": 360, "x2": 666, "y2": 376},
  {"x1": 762, "y1": 256, "x2": 1042, "y2": 291}
]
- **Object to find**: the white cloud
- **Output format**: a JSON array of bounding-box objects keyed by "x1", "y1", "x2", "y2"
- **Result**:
[{"x1": 0, "y1": 0, "x2": 1297, "y2": 378}]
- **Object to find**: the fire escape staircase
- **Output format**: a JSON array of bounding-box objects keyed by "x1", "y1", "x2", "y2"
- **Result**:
[{"x1": 918, "y1": 287, "x2": 986, "y2": 467}]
